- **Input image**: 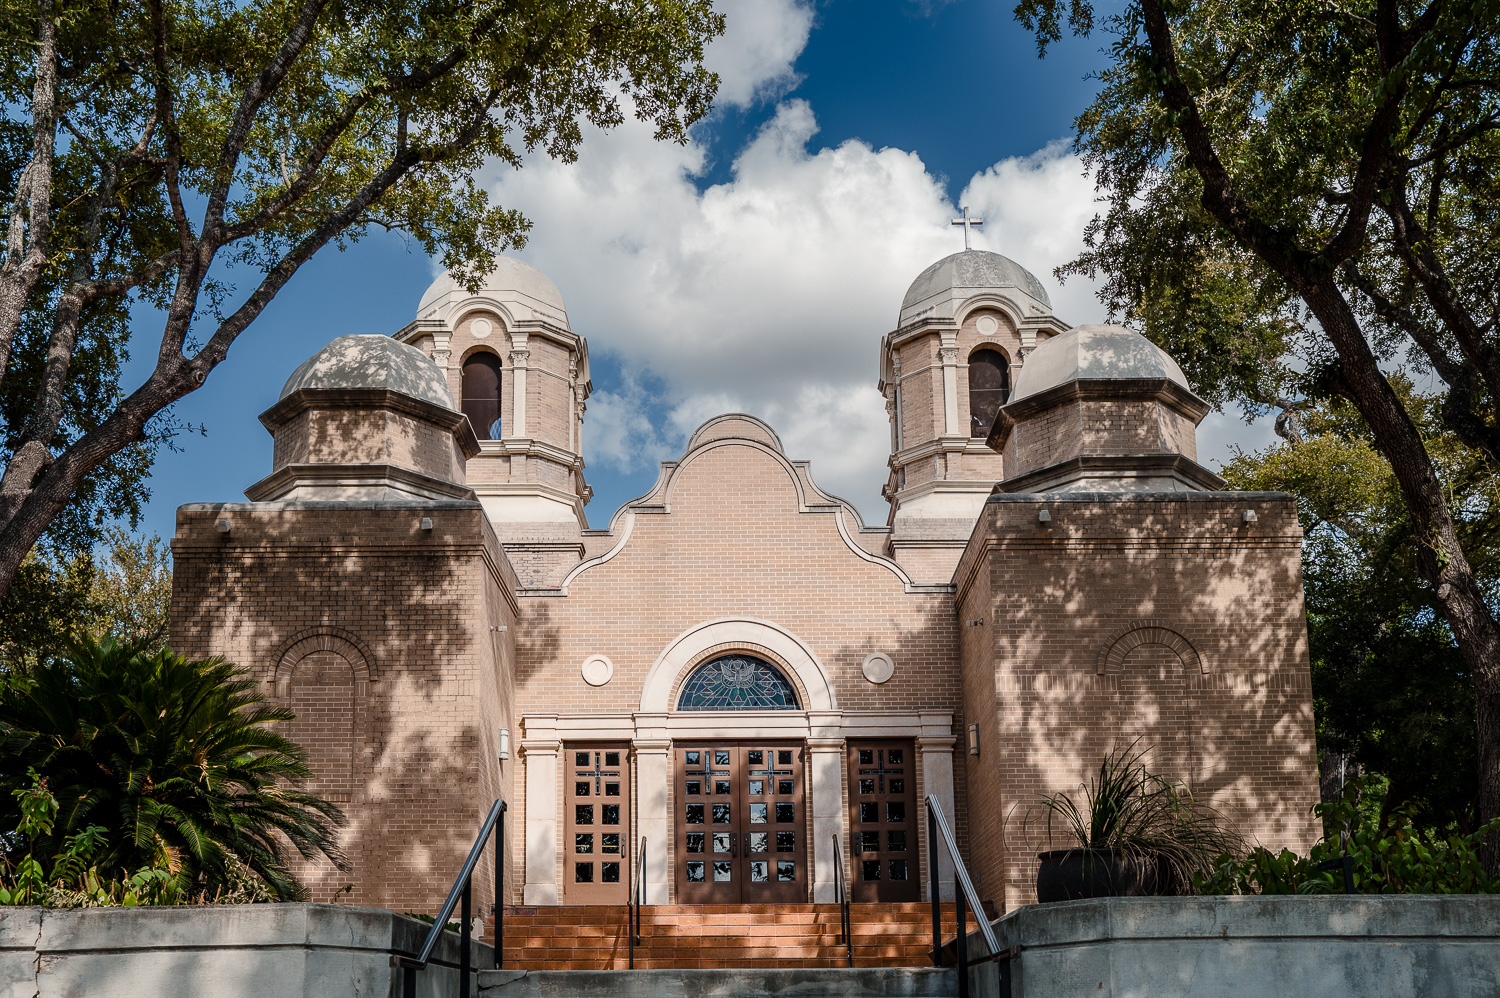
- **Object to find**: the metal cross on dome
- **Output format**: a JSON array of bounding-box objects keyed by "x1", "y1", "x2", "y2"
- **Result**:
[{"x1": 951, "y1": 205, "x2": 984, "y2": 250}]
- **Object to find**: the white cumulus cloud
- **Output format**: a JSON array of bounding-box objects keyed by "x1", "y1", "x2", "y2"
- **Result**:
[
  {"x1": 475, "y1": 0, "x2": 1122, "y2": 523},
  {"x1": 485, "y1": 100, "x2": 1108, "y2": 522}
]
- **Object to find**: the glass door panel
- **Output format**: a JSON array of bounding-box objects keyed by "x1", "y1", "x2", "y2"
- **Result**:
[
  {"x1": 564, "y1": 743, "x2": 630, "y2": 904},
  {"x1": 847, "y1": 739, "x2": 918, "y2": 902},
  {"x1": 673, "y1": 741, "x2": 806, "y2": 903}
]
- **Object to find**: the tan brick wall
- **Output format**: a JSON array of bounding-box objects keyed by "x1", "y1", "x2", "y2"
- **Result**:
[
  {"x1": 170, "y1": 501, "x2": 520, "y2": 914},
  {"x1": 517, "y1": 435, "x2": 971, "y2": 889},
  {"x1": 953, "y1": 493, "x2": 1321, "y2": 912},
  {"x1": 525, "y1": 337, "x2": 573, "y2": 451},
  {"x1": 1004, "y1": 397, "x2": 1198, "y2": 476},
  {"x1": 272, "y1": 406, "x2": 466, "y2": 483}
]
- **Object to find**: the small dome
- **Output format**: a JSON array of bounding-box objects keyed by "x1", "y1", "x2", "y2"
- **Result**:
[
  {"x1": 1011, "y1": 324, "x2": 1192, "y2": 403},
  {"x1": 280, "y1": 334, "x2": 455, "y2": 409},
  {"x1": 901, "y1": 250, "x2": 1052, "y2": 314},
  {"x1": 418, "y1": 256, "x2": 567, "y2": 321}
]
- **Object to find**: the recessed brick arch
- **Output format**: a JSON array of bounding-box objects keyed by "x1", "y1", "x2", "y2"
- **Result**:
[
  {"x1": 1096, "y1": 619, "x2": 1205, "y2": 675},
  {"x1": 271, "y1": 627, "x2": 373, "y2": 696},
  {"x1": 271, "y1": 628, "x2": 372, "y2": 804}
]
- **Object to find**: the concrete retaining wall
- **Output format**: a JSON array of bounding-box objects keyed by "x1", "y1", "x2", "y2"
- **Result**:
[
  {"x1": 0, "y1": 903, "x2": 492, "y2": 998},
  {"x1": 968, "y1": 896, "x2": 1500, "y2": 998}
]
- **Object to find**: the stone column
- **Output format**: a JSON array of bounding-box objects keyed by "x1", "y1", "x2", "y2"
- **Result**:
[
  {"x1": 509, "y1": 332, "x2": 530, "y2": 439},
  {"x1": 431, "y1": 330, "x2": 454, "y2": 401},
  {"x1": 633, "y1": 714, "x2": 672, "y2": 904},
  {"x1": 940, "y1": 332, "x2": 960, "y2": 439},
  {"x1": 520, "y1": 715, "x2": 559, "y2": 905},
  {"x1": 918, "y1": 716, "x2": 958, "y2": 902},
  {"x1": 891, "y1": 352, "x2": 904, "y2": 451},
  {"x1": 808, "y1": 712, "x2": 846, "y2": 903}
]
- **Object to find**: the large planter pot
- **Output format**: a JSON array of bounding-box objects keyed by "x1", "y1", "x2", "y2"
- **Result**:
[{"x1": 1035, "y1": 848, "x2": 1165, "y2": 902}]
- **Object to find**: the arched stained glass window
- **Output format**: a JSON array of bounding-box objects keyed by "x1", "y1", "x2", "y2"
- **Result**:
[{"x1": 677, "y1": 654, "x2": 799, "y2": 711}]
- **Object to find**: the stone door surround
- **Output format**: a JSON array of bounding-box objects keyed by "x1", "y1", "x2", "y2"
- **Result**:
[
  {"x1": 520, "y1": 617, "x2": 956, "y2": 906},
  {"x1": 521, "y1": 709, "x2": 955, "y2": 905}
]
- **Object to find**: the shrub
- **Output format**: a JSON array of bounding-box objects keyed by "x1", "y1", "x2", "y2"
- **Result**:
[
  {"x1": 1019, "y1": 742, "x2": 1242, "y2": 893},
  {"x1": 0, "y1": 635, "x2": 344, "y2": 901},
  {"x1": 1196, "y1": 778, "x2": 1500, "y2": 895}
]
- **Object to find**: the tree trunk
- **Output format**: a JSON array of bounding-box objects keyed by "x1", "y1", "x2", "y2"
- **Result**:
[{"x1": 1299, "y1": 280, "x2": 1500, "y2": 872}]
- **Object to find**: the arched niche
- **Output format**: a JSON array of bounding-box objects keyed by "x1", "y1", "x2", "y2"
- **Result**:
[{"x1": 273, "y1": 629, "x2": 372, "y2": 804}]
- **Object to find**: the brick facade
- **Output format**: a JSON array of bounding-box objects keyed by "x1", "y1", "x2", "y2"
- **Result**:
[{"x1": 169, "y1": 252, "x2": 1321, "y2": 923}]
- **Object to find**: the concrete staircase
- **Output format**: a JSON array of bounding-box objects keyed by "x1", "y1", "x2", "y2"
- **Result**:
[
  {"x1": 498, "y1": 903, "x2": 958, "y2": 970},
  {"x1": 478, "y1": 967, "x2": 960, "y2": 998}
]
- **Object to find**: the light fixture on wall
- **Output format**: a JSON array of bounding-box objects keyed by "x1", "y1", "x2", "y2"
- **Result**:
[
  {"x1": 497, "y1": 727, "x2": 510, "y2": 761},
  {"x1": 967, "y1": 723, "x2": 980, "y2": 757}
]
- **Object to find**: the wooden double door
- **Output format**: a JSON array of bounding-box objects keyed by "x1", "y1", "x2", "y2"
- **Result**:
[{"x1": 674, "y1": 741, "x2": 807, "y2": 903}]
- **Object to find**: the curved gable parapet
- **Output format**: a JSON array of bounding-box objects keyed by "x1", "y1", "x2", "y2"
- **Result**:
[
  {"x1": 686, "y1": 413, "x2": 785, "y2": 452},
  {"x1": 535, "y1": 414, "x2": 939, "y2": 596}
]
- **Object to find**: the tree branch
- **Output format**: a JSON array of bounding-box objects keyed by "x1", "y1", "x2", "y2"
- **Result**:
[{"x1": 201, "y1": 0, "x2": 332, "y2": 239}]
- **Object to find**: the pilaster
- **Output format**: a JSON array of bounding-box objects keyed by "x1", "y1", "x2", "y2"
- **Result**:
[
  {"x1": 807, "y1": 711, "x2": 847, "y2": 903},
  {"x1": 940, "y1": 331, "x2": 960, "y2": 438},
  {"x1": 520, "y1": 714, "x2": 559, "y2": 905},
  {"x1": 509, "y1": 331, "x2": 530, "y2": 439},
  {"x1": 632, "y1": 718, "x2": 672, "y2": 905},
  {"x1": 918, "y1": 726, "x2": 958, "y2": 902}
]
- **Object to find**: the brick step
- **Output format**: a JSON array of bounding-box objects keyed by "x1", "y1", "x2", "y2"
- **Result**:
[{"x1": 494, "y1": 904, "x2": 961, "y2": 971}]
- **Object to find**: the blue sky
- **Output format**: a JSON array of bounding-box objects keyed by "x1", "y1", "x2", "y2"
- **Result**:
[{"x1": 122, "y1": 0, "x2": 1272, "y2": 543}]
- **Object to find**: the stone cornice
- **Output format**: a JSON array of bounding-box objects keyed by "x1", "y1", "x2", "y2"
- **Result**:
[
  {"x1": 993, "y1": 453, "x2": 1227, "y2": 494},
  {"x1": 243, "y1": 463, "x2": 477, "y2": 503}
]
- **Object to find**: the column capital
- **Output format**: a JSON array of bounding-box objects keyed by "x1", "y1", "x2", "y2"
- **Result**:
[{"x1": 519, "y1": 739, "x2": 561, "y2": 757}]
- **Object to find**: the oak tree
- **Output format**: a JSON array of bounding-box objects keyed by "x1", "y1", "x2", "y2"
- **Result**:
[
  {"x1": 1015, "y1": 0, "x2": 1500, "y2": 865},
  {"x1": 0, "y1": 0, "x2": 722, "y2": 595}
]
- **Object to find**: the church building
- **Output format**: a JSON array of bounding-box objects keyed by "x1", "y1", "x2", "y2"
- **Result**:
[{"x1": 170, "y1": 248, "x2": 1321, "y2": 927}]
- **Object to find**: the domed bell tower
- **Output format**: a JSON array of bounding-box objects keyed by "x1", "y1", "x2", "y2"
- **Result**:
[
  {"x1": 879, "y1": 249, "x2": 1070, "y2": 581},
  {"x1": 395, "y1": 258, "x2": 592, "y2": 587}
]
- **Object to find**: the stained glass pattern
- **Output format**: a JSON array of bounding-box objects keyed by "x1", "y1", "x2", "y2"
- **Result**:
[{"x1": 677, "y1": 655, "x2": 799, "y2": 711}]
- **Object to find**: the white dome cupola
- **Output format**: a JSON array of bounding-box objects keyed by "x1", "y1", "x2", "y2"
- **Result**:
[
  {"x1": 877, "y1": 246, "x2": 1072, "y2": 579},
  {"x1": 394, "y1": 256, "x2": 593, "y2": 574}
]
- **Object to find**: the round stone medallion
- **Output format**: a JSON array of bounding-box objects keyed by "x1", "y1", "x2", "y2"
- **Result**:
[
  {"x1": 861, "y1": 652, "x2": 895, "y2": 685},
  {"x1": 580, "y1": 654, "x2": 614, "y2": 687},
  {"x1": 975, "y1": 314, "x2": 999, "y2": 337},
  {"x1": 470, "y1": 317, "x2": 493, "y2": 339}
]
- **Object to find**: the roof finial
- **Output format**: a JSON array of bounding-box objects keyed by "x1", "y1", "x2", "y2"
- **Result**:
[{"x1": 951, "y1": 205, "x2": 984, "y2": 250}]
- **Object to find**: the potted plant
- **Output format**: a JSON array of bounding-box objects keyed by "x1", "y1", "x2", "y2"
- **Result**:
[{"x1": 1019, "y1": 743, "x2": 1240, "y2": 902}]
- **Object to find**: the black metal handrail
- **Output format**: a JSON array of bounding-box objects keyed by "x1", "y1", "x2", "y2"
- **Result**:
[
  {"x1": 832, "y1": 834, "x2": 852, "y2": 967},
  {"x1": 396, "y1": 798, "x2": 506, "y2": 998},
  {"x1": 628, "y1": 837, "x2": 646, "y2": 968},
  {"x1": 925, "y1": 794, "x2": 1000, "y2": 998}
]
